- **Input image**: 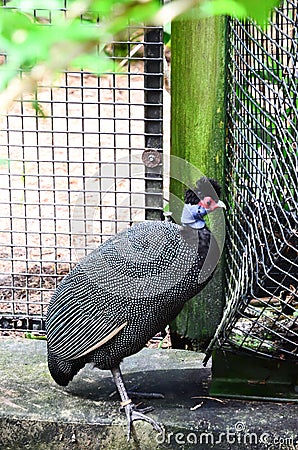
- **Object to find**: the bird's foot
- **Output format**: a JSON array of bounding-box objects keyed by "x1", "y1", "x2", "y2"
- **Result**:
[
  {"x1": 121, "y1": 399, "x2": 163, "y2": 441},
  {"x1": 111, "y1": 366, "x2": 164, "y2": 441}
]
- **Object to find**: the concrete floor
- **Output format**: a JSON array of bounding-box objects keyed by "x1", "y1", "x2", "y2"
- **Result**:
[{"x1": 0, "y1": 337, "x2": 297, "y2": 449}]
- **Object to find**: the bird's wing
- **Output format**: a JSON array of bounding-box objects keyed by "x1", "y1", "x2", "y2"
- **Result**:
[
  {"x1": 46, "y1": 263, "x2": 129, "y2": 361},
  {"x1": 46, "y1": 221, "x2": 198, "y2": 361}
]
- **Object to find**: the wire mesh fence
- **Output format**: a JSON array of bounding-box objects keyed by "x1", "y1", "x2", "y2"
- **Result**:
[
  {"x1": 0, "y1": 2, "x2": 164, "y2": 333},
  {"x1": 207, "y1": 0, "x2": 298, "y2": 361},
  {"x1": 1, "y1": 1, "x2": 297, "y2": 360}
]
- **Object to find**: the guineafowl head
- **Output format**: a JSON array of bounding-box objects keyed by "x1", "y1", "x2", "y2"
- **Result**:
[
  {"x1": 181, "y1": 177, "x2": 225, "y2": 231},
  {"x1": 184, "y1": 177, "x2": 222, "y2": 205}
]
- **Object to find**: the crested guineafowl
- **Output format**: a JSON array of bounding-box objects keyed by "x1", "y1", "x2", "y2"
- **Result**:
[{"x1": 46, "y1": 176, "x2": 225, "y2": 439}]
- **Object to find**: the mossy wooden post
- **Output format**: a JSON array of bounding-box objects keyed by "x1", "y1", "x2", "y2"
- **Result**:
[{"x1": 170, "y1": 15, "x2": 227, "y2": 346}]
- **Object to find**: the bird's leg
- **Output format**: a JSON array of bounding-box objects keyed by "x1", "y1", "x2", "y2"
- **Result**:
[{"x1": 111, "y1": 366, "x2": 163, "y2": 441}]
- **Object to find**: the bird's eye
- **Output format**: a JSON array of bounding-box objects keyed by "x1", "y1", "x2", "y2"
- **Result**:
[{"x1": 206, "y1": 200, "x2": 211, "y2": 206}]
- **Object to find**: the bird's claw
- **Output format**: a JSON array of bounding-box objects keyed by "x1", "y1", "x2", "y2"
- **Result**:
[
  {"x1": 124, "y1": 402, "x2": 163, "y2": 441},
  {"x1": 111, "y1": 367, "x2": 164, "y2": 441}
]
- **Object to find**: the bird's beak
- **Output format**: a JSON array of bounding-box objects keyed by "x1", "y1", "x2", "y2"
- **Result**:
[{"x1": 217, "y1": 200, "x2": 226, "y2": 209}]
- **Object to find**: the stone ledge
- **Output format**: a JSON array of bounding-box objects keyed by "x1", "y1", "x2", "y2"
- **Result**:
[{"x1": 0, "y1": 338, "x2": 297, "y2": 449}]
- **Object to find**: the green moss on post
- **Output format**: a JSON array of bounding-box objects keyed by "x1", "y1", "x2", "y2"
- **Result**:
[{"x1": 170, "y1": 16, "x2": 227, "y2": 345}]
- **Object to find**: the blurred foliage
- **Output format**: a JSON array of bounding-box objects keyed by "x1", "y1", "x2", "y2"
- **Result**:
[
  {"x1": 200, "y1": 0, "x2": 280, "y2": 24},
  {"x1": 0, "y1": 0, "x2": 281, "y2": 109}
]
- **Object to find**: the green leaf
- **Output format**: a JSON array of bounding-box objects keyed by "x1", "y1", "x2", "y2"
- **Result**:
[
  {"x1": 0, "y1": 8, "x2": 35, "y2": 37},
  {"x1": 90, "y1": 0, "x2": 121, "y2": 17},
  {"x1": 8, "y1": 0, "x2": 64, "y2": 12},
  {"x1": 53, "y1": 19, "x2": 102, "y2": 43},
  {"x1": 24, "y1": 332, "x2": 47, "y2": 340},
  {"x1": 164, "y1": 21, "x2": 171, "y2": 44},
  {"x1": 0, "y1": 65, "x2": 18, "y2": 90},
  {"x1": 163, "y1": 202, "x2": 170, "y2": 212},
  {"x1": 71, "y1": 52, "x2": 117, "y2": 74},
  {"x1": 200, "y1": 0, "x2": 247, "y2": 19},
  {"x1": 164, "y1": 21, "x2": 171, "y2": 36},
  {"x1": 31, "y1": 99, "x2": 47, "y2": 117},
  {"x1": 200, "y1": 0, "x2": 281, "y2": 25},
  {"x1": 234, "y1": 0, "x2": 281, "y2": 23},
  {"x1": 128, "y1": 0, "x2": 160, "y2": 23}
]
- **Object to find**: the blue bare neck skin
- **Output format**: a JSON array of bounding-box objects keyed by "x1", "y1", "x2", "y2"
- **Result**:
[{"x1": 181, "y1": 204, "x2": 207, "y2": 229}]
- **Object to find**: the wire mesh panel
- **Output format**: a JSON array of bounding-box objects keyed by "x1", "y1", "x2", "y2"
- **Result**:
[
  {"x1": 0, "y1": 3, "x2": 163, "y2": 333},
  {"x1": 207, "y1": 1, "x2": 298, "y2": 361}
]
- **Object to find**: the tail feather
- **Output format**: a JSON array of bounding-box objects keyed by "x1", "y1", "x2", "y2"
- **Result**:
[{"x1": 47, "y1": 351, "x2": 85, "y2": 386}]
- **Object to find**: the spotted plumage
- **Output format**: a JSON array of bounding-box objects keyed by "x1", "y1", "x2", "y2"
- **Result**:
[{"x1": 46, "y1": 177, "x2": 225, "y2": 439}]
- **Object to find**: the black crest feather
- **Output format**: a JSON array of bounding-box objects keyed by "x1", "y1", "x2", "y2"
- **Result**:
[{"x1": 184, "y1": 177, "x2": 222, "y2": 205}]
